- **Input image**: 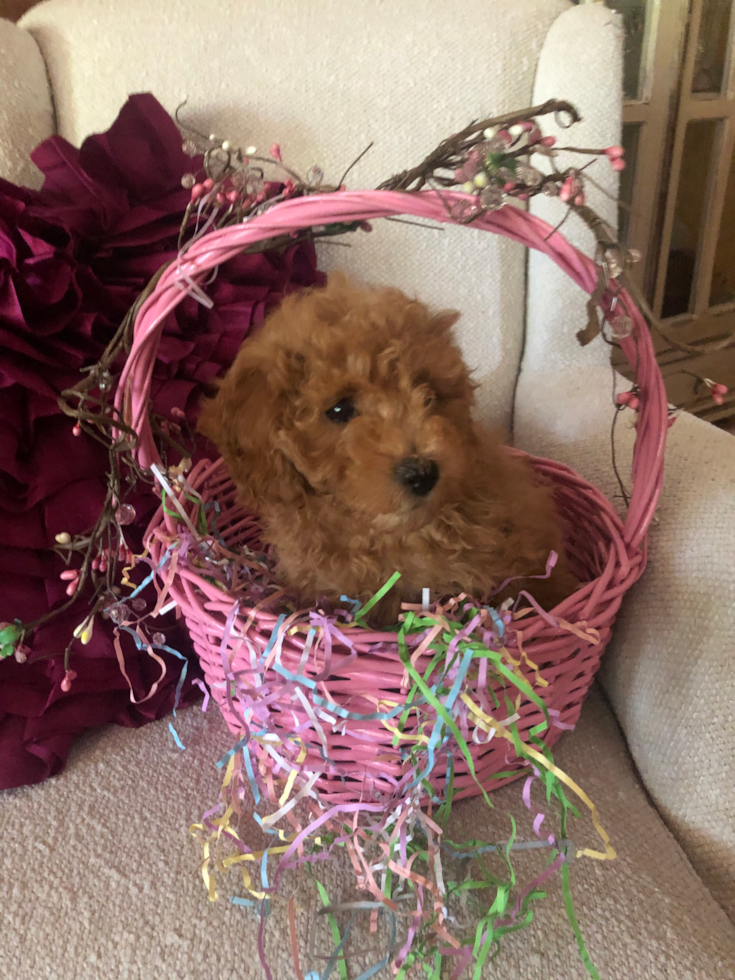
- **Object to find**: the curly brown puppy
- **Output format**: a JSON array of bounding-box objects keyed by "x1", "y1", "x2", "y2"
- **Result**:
[{"x1": 198, "y1": 275, "x2": 577, "y2": 623}]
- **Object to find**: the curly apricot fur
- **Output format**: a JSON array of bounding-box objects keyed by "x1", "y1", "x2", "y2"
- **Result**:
[{"x1": 198, "y1": 275, "x2": 577, "y2": 623}]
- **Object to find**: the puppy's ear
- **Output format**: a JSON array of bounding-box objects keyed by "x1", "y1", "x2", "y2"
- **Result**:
[
  {"x1": 197, "y1": 345, "x2": 307, "y2": 513},
  {"x1": 431, "y1": 310, "x2": 461, "y2": 333}
]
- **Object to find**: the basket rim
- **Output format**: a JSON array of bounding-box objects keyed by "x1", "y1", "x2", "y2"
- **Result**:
[{"x1": 144, "y1": 446, "x2": 643, "y2": 646}]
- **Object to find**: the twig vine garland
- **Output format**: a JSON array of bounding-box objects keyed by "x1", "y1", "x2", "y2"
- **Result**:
[
  {"x1": 2, "y1": 96, "x2": 726, "y2": 672},
  {"x1": 0, "y1": 97, "x2": 693, "y2": 979},
  {"x1": 0, "y1": 112, "x2": 703, "y2": 696}
]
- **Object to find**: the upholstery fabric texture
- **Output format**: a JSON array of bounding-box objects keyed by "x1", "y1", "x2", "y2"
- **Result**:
[
  {"x1": 19, "y1": 0, "x2": 570, "y2": 434},
  {"x1": 0, "y1": 17, "x2": 54, "y2": 188}
]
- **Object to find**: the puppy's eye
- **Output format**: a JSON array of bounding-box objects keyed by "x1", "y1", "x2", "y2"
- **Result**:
[{"x1": 325, "y1": 398, "x2": 358, "y2": 424}]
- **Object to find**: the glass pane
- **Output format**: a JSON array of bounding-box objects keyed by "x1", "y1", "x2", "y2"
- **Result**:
[
  {"x1": 605, "y1": 0, "x2": 654, "y2": 101},
  {"x1": 619, "y1": 122, "x2": 642, "y2": 242},
  {"x1": 692, "y1": 0, "x2": 733, "y2": 94},
  {"x1": 662, "y1": 120, "x2": 718, "y2": 318},
  {"x1": 710, "y1": 140, "x2": 735, "y2": 305}
]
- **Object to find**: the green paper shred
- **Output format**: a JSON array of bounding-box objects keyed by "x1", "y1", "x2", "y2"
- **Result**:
[
  {"x1": 353, "y1": 571, "x2": 401, "y2": 623},
  {"x1": 314, "y1": 879, "x2": 349, "y2": 980},
  {"x1": 212, "y1": 576, "x2": 604, "y2": 980}
]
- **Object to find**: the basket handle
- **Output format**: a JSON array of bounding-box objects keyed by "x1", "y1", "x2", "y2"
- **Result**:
[{"x1": 115, "y1": 190, "x2": 667, "y2": 549}]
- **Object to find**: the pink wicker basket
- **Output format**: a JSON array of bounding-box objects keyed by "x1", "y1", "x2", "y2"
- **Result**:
[{"x1": 116, "y1": 190, "x2": 667, "y2": 803}]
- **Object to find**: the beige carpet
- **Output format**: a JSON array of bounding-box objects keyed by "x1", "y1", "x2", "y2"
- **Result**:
[{"x1": 2, "y1": 685, "x2": 734, "y2": 980}]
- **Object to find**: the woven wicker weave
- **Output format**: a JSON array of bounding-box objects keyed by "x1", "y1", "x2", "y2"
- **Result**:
[{"x1": 117, "y1": 191, "x2": 667, "y2": 802}]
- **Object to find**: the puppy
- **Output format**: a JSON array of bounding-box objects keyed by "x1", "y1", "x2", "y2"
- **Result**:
[{"x1": 198, "y1": 275, "x2": 577, "y2": 623}]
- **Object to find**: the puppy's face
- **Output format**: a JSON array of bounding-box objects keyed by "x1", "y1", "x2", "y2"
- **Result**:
[{"x1": 198, "y1": 277, "x2": 477, "y2": 527}]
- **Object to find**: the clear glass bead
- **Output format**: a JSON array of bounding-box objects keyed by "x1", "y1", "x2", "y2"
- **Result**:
[
  {"x1": 181, "y1": 173, "x2": 196, "y2": 189},
  {"x1": 482, "y1": 136, "x2": 507, "y2": 154},
  {"x1": 479, "y1": 186, "x2": 504, "y2": 210},
  {"x1": 108, "y1": 603, "x2": 130, "y2": 624},
  {"x1": 450, "y1": 198, "x2": 482, "y2": 221},
  {"x1": 604, "y1": 248, "x2": 625, "y2": 279},
  {"x1": 115, "y1": 503, "x2": 136, "y2": 526},
  {"x1": 182, "y1": 140, "x2": 197, "y2": 157},
  {"x1": 516, "y1": 165, "x2": 543, "y2": 187},
  {"x1": 610, "y1": 314, "x2": 633, "y2": 338}
]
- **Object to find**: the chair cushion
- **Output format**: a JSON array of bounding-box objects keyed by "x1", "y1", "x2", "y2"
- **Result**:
[{"x1": 2, "y1": 687, "x2": 733, "y2": 979}]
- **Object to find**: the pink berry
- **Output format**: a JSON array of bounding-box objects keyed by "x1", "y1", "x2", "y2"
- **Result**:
[
  {"x1": 559, "y1": 179, "x2": 574, "y2": 203},
  {"x1": 713, "y1": 392, "x2": 724, "y2": 405},
  {"x1": 540, "y1": 136, "x2": 556, "y2": 148},
  {"x1": 171, "y1": 407, "x2": 186, "y2": 420},
  {"x1": 60, "y1": 669, "x2": 77, "y2": 693},
  {"x1": 72, "y1": 423, "x2": 81, "y2": 437},
  {"x1": 215, "y1": 192, "x2": 226, "y2": 205},
  {"x1": 60, "y1": 569, "x2": 78, "y2": 581},
  {"x1": 269, "y1": 143, "x2": 282, "y2": 162},
  {"x1": 91, "y1": 557, "x2": 99, "y2": 571},
  {"x1": 573, "y1": 192, "x2": 585, "y2": 206},
  {"x1": 604, "y1": 145, "x2": 625, "y2": 159},
  {"x1": 503, "y1": 181, "x2": 516, "y2": 192},
  {"x1": 202, "y1": 178, "x2": 214, "y2": 192},
  {"x1": 610, "y1": 158, "x2": 626, "y2": 172},
  {"x1": 520, "y1": 121, "x2": 534, "y2": 132},
  {"x1": 226, "y1": 189, "x2": 239, "y2": 203},
  {"x1": 495, "y1": 129, "x2": 512, "y2": 145},
  {"x1": 527, "y1": 126, "x2": 542, "y2": 144},
  {"x1": 713, "y1": 383, "x2": 728, "y2": 395},
  {"x1": 65, "y1": 580, "x2": 78, "y2": 597},
  {"x1": 616, "y1": 392, "x2": 632, "y2": 406},
  {"x1": 190, "y1": 183, "x2": 203, "y2": 202},
  {"x1": 517, "y1": 192, "x2": 529, "y2": 201},
  {"x1": 628, "y1": 395, "x2": 640, "y2": 411}
]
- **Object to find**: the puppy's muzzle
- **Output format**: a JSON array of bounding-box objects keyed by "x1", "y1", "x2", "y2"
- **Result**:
[{"x1": 394, "y1": 456, "x2": 439, "y2": 497}]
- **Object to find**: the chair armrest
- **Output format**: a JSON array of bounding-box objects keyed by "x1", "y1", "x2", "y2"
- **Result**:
[
  {"x1": 518, "y1": 364, "x2": 735, "y2": 921},
  {"x1": 0, "y1": 17, "x2": 54, "y2": 188},
  {"x1": 601, "y1": 410, "x2": 735, "y2": 921}
]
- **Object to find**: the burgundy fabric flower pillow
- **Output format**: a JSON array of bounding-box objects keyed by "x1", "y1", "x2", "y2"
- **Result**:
[{"x1": 0, "y1": 93, "x2": 325, "y2": 789}]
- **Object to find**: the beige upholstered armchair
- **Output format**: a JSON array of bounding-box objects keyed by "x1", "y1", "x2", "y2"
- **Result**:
[{"x1": 1, "y1": 2, "x2": 733, "y2": 977}]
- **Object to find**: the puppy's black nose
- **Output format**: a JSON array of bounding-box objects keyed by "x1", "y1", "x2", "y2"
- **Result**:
[{"x1": 394, "y1": 456, "x2": 439, "y2": 497}]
